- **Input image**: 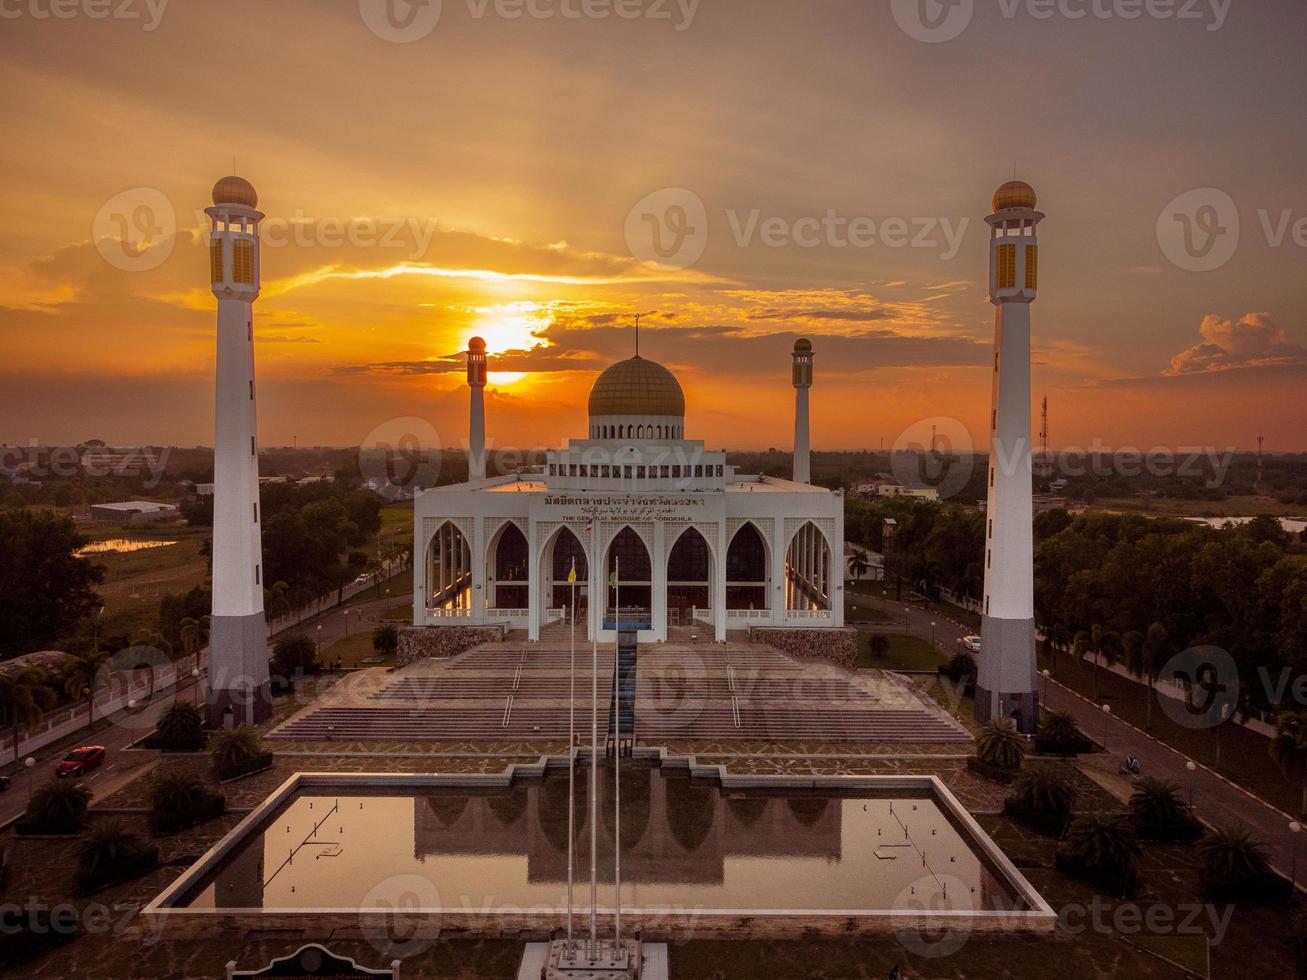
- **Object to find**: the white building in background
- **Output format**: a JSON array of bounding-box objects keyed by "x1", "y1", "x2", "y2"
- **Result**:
[
  {"x1": 89, "y1": 501, "x2": 179, "y2": 523},
  {"x1": 205, "y1": 175, "x2": 271, "y2": 726},
  {"x1": 975, "y1": 179, "x2": 1043, "y2": 733},
  {"x1": 413, "y1": 340, "x2": 845, "y2": 644}
]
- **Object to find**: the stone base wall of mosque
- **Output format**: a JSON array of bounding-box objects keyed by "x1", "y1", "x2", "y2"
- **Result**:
[
  {"x1": 749, "y1": 626, "x2": 858, "y2": 669},
  {"x1": 398, "y1": 626, "x2": 506, "y2": 665}
]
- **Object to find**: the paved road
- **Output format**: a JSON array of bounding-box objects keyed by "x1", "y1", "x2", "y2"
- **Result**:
[{"x1": 848, "y1": 586, "x2": 1307, "y2": 888}]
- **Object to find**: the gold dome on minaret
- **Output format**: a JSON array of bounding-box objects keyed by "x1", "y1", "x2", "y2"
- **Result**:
[
  {"x1": 992, "y1": 180, "x2": 1037, "y2": 212},
  {"x1": 588, "y1": 355, "x2": 685, "y2": 418},
  {"x1": 212, "y1": 175, "x2": 258, "y2": 209}
]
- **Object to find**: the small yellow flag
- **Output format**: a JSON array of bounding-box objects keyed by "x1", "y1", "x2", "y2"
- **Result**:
[{"x1": 567, "y1": 559, "x2": 577, "y2": 585}]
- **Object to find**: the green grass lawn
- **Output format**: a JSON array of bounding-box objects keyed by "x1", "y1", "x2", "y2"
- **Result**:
[
  {"x1": 1040, "y1": 646, "x2": 1303, "y2": 815},
  {"x1": 83, "y1": 523, "x2": 211, "y2": 639},
  {"x1": 345, "y1": 566, "x2": 413, "y2": 608},
  {"x1": 320, "y1": 629, "x2": 395, "y2": 668},
  {"x1": 843, "y1": 590, "x2": 893, "y2": 624},
  {"x1": 856, "y1": 631, "x2": 946, "y2": 671}
]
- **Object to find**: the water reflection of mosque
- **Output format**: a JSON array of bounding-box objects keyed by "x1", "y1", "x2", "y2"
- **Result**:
[{"x1": 413, "y1": 771, "x2": 841, "y2": 886}]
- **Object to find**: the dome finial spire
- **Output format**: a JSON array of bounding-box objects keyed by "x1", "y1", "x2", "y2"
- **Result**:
[{"x1": 634, "y1": 312, "x2": 641, "y2": 358}]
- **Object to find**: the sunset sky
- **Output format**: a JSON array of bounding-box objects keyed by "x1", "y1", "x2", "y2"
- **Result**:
[{"x1": 1, "y1": 0, "x2": 1303, "y2": 454}]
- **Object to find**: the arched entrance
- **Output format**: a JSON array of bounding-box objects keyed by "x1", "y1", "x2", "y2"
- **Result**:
[
  {"x1": 428, "y1": 521, "x2": 471, "y2": 611},
  {"x1": 488, "y1": 522, "x2": 529, "y2": 610},
  {"x1": 726, "y1": 523, "x2": 768, "y2": 610},
  {"x1": 666, "y1": 527, "x2": 711, "y2": 627},
  {"x1": 541, "y1": 526, "x2": 589, "y2": 624},
  {"x1": 606, "y1": 527, "x2": 652, "y2": 629},
  {"x1": 785, "y1": 522, "x2": 831, "y2": 612}
]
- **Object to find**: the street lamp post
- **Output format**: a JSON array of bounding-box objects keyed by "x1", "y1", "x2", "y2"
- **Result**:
[
  {"x1": 1216, "y1": 703, "x2": 1230, "y2": 770},
  {"x1": 24, "y1": 756, "x2": 35, "y2": 805},
  {"x1": 316, "y1": 624, "x2": 323, "y2": 656},
  {"x1": 192, "y1": 667, "x2": 201, "y2": 707},
  {"x1": 1100, "y1": 704, "x2": 1112, "y2": 751},
  {"x1": 1186, "y1": 760, "x2": 1197, "y2": 806},
  {"x1": 930, "y1": 621, "x2": 937, "y2": 648},
  {"x1": 1290, "y1": 821, "x2": 1302, "y2": 896},
  {"x1": 1041, "y1": 668, "x2": 1051, "y2": 705},
  {"x1": 344, "y1": 609, "x2": 350, "y2": 636}
]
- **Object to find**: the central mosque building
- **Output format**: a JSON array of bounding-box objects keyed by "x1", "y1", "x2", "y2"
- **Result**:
[{"x1": 413, "y1": 340, "x2": 845, "y2": 644}]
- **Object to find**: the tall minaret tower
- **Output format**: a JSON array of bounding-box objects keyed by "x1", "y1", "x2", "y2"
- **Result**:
[
  {"x1": 976, "y1": 180, "x2": 1044, "y2": 733},
  {"x1": 205, "y1": 175, "x2": 271, "y2": 726},
  {"x1": 792, "y1": 338, "x2": 814, "y2": 484},
  {"x1": 467, "y1": 336, "x2": 488, "y2": 481}
]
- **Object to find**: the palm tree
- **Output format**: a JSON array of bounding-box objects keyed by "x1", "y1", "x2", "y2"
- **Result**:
[
  {"x1": 976, "y1": 719, "x2": 1026, "y2": 773},
  {"x1": 1043, "y1": 622, "x2": 1071, "y2": 676},
  {"x1": 1122, "y1": 630, "x2": 1145, "y2": 680},
  {"x1": 1129, "y1": 778, "x2": 1200, "y2": 840},
  {"x1": 848, "y1": 551, "x2": 870, "y2": 582},
  {"x1": 1, "y1": 667, "x2": 56, "y2": 764},
  {"x1": 1270, "y1": 710, "x2": 1307, "y2": 815},
  {"x1": 210, "y1": 725, "x2": 265, "y2": 778},
  {"x1": 26, "y1": 780, "x2": 92, "y2": 834},
  {"x1": 155, "y1": 702, "x2": 204, "y2": 750},
  {"x1": 867, "y1": 634, "x2": 891, "y2": 660},
  {"x1": 1073, "y1": 624, "x2": 1120, "y2": 703},
  {"x1": 178, "y1": 616, "x2": 208, "y2": 659},
  {"x1": 1142, "y1": 622, "x2": 1168, "y2": 729},
  {"x1": 150, "y1": 771, "x2": 217, "y2": 832},
  {"x1": 76, "y1": 818, "x2": 153, "y2": 884},
  {"x1": 1009, "y1": 765, "x2": 1077, "y2": 820},
  {"x1": 1038, "y1": 710, "x2": 1084, "y2": 747},
  {"x1": 1196, "y1": 826, "x2": 1271, "y2": 889},
  {"x1": 1057, "y1": 814, "x2": 1142, "y2": 893},
  {"x1": 61, "y1": 649, "x2": 109, "y2": 733}
]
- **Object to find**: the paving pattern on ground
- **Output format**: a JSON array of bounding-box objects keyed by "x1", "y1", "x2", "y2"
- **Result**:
[{"x1": 267, "y1": 632, "x2": 971, "y2": 745}]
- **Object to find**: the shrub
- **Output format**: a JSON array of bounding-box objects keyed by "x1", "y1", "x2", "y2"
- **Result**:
[
  {"x1": 372, "y1": 623, "x2": 400, "y2": 659},
  {"x1": 149, "y1": 770, "x2": 225, "y2": 834},
  {"x1": 943, "y1": 651, "x2": 978, "y2": 684},
  {"x1": 1056, "y1": 814, "x2": 1141, "y2": 895},
  {"x1": 1128, "y1": 779, "x2": 1203, "y2": 841},
  {"x1": 1004, "y1": 765, "x2": 1076, "y2": 835},
  {"x1": 271, "y1": 632, "x2": 319, "y2": 681},
  {"x1": 975, "y1": 719, "x2": 1026, "y2": 773},
  {"x1": 1034, "y1": 711, "x2": 1093, "y2": 756},
  {"x1": 210, "y1": 726, "x2": 273, "y2": 781},
  {"x1": 150, "y1": 702, "x2": 206, "y2": 752},
  {"x1": 18, "y1": 781, "x2": 92, "y2": 835},
  {"x1": 75, "y1": 819, "x2": 159, "y2": 893}
]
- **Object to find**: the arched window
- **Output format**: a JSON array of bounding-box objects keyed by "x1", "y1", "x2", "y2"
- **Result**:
[
  {"x1": 667, "y1": 528, "x2": 711, "y2": 622},
  {"x1": 785, "y1": 522, "x2": 831, "y2": 611},
  {"x1": 490, "y1": 523, "x2": 529, "y2": 609},
  {"x1": 429, "y1": 521, "x2": 472, "y2": 611},
  {"x1": 726, "y1": 523, "x2": 768, "y2": 610},
  {"x1": 547, "y1": 526, "x2": 588, "y2": 612},
  {"x1": 606, "y1": 527, "x2": 652, "y2": 622}
]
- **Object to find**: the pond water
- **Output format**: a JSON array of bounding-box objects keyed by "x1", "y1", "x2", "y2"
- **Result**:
[{"x1": 176, "y1": 767, "x2": 1020, "y2": 915}]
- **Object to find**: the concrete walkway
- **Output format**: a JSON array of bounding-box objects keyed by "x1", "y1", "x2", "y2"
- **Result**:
[{"x1": 849, "y1": 586, "x2": 1307, "y2": 890}]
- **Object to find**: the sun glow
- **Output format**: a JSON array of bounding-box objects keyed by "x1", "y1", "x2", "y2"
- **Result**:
[{"x1": 469, "y1": 302, "x2": 549, "y2": 356}]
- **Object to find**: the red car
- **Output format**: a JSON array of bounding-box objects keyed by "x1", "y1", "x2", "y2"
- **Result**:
[{"x1": 55, "y1": 745, "x2": 106, "y2": 778}]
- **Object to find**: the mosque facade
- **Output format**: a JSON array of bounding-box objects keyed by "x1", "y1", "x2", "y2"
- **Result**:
[{"x1": 412, "y1": 342, "x2": 845, "y2": 643}]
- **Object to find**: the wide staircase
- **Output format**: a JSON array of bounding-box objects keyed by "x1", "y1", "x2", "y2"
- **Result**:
[{"x1": 607, "y1": 628, "x2": 638, "y2": 751}]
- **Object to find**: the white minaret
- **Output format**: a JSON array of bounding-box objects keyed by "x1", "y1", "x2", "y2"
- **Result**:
[
  {"x1": 792, "y1": 338, "x2": 814, "y2": 484},
  {"x1": 976, "y1": 180, "x2": 1044, "y2": 733},
  {"x1": 205, "y1": 175, "x2": 271, "y2": 726},
  {"x1": 467, "y1": 336, "x2": 488, "y2": 481}
]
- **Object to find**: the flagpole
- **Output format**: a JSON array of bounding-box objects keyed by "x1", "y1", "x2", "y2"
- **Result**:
[
  {"x1": 589, "y1": 516, "x2": 598, "y2": 958},
  {"x1": 566, "y1": 558, "x2": 576, "y2": 952},
  {"x1": 614, "y1": 557, "x2": 622, "y2": 944}
]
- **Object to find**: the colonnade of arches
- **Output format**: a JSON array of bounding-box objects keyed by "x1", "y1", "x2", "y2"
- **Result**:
[{"x1": 424, "y1": 519, "x2": 832, "y2": 622}]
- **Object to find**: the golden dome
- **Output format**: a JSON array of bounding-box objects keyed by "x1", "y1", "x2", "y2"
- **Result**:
[
  {"x1": 588, "y1": 355, "x2": 685, "y2": 418},
  {"x1": 993, "y1": 180, "x2": 1036, "y2": 212},
  {"x1": 212, "y1": 175, "x2": 258, "y2": 209},
  {"x1": 794, "y1": 338, "x2": 813, "y2": 353},
  {"x1": 468, "y1": 336, "x2": 487, "y2": 351}
]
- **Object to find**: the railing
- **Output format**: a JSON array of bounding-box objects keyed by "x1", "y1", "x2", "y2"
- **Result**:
[
  {"x1": 426, "y1": 608, "x2": 473, "y2": 620},
  {"x1": 486, "y1": 609, "x2": 529, "y2": 620},
  {"x1": 786, "y1": 609, "x2": 834, "y2": 620},
  {"x1": 726, "y1": 609, "x2": 770, "y2": 621},
  {"x1": 546, "y1": 607, "x2": 567, "y2": 625}
]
